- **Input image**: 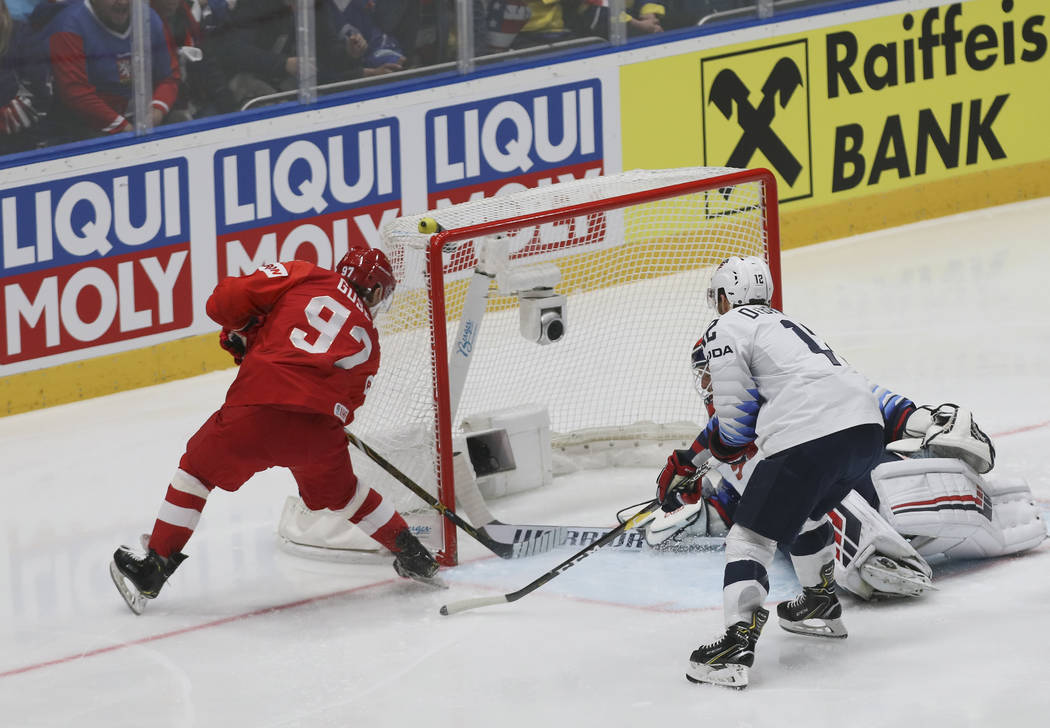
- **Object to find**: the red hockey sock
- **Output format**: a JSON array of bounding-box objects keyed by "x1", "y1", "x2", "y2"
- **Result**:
[
  {"x1": 148, "y1": 469, "x2": 212, "y2": 558},
  {"x1": 347, "y1": 487, "x2": 409, "y2": 552}
]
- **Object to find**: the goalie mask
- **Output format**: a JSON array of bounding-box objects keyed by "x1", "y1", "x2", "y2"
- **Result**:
[
  {"x1": 691, "y1": 338, "x2": 714, "y2": 416},
  {"x1": 338, "y1": 247, "x2": 397, "y2": 313},
  {"x1": 707, "y1": 256, "x2": 774, "y2": 309}
]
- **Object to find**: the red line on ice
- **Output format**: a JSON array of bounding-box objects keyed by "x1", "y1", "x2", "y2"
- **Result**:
[{"x1": 0, "y1": 578, "x2": 396, "y2": 680}]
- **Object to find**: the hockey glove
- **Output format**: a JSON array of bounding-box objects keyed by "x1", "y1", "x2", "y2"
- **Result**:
[
  {"x1": 219, "y1": 317, "x2": 263, "y2": 365},
  {"x1": 727, "y1": 442, "x2": 758, "y2": 480},
  {"x1": 707, "y1": 421, "x2": 750, "y2": 465},
  {"x1": 656, "y1": 449, "x2": 702, "y2": 507}
]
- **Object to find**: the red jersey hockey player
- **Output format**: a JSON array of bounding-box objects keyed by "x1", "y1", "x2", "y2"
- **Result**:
[{"x1": 110, "y1": 248, "x2": 441, "y2": 614}]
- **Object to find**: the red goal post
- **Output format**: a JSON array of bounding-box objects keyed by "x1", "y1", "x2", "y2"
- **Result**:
[{"x1": 332, "y1": 167, "x2": 781, "y2": 566}]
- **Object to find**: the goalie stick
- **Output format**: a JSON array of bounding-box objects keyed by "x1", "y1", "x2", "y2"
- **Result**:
[{"x1": 345, "y1": 431, "x2": 522, "y2": 559}]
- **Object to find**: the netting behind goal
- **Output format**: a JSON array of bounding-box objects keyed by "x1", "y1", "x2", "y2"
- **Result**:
[{"x1": 348, "y1": 167, "x2": 781, "y2": 564}]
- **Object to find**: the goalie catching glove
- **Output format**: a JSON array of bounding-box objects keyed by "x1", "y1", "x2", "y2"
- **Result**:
[{"x1": 890, "y1": 403, "x2": 995, "y2": 474}]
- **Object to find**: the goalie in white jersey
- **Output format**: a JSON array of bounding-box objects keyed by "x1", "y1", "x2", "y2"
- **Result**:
[{"x1": 660, "y1": 255, "x2": 885, "y2": 689}]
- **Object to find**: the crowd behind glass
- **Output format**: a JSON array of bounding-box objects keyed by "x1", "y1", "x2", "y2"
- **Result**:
[{"x1": 0, "y1": 0, "x2": 834, "y2": 157}]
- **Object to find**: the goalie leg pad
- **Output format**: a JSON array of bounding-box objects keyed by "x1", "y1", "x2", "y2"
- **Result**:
[
  {"x1": 873, "y1": 458, "x2": 1006, "y2": 559},
  {"x1": 829, "y1": 490, "x2": 933, "y2": 600},
  {"x1": 981, "y1": 474, "x2": 1047, "y2": 555}
]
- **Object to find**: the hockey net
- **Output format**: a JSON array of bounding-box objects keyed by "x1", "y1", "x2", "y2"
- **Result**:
[{"x1": 278, "y1": 167, "x2": 781, "y2": 565}]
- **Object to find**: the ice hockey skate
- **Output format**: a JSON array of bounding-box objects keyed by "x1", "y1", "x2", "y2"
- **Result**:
[
  {"x1": 392, "y1": 529, "x2": 446, "y2": 589},
  {"x1": 685, "y1": 607, "x2": 768, "y2": 689},
  {"x1": 109, "y1": 544, "x2": 188, "y2": 615},
  {"x1": 777, "y1": 561, "x2": 848, "y2": 638}
]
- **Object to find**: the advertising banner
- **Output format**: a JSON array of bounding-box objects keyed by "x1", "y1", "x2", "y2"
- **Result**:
[
  {"x1": 213, "y1": 119, "x2": 403, "y2": 279},
  {"x1": 1, "y1": 161, "x2": 191, "y2": 366},
  {"x1": 0, "y1": 65, "x2": 615, "y2": 399},
  {"x1": 2, "y1": 0, "x2": 1044, "y2": 412},
  {"x1": 621, "y1": 0, "x2": 1049, "y2": 212}
]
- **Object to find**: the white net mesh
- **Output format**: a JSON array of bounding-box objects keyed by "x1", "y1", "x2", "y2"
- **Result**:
[{"x1": 348, "y1": 167, "x2": 776, "y2": 560}]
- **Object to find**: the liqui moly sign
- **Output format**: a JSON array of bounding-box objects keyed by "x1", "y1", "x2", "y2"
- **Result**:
[
  {"x1": 426, "y1": 80, "x2": 606, "y2": 272},
  {"x1": 426, "y1": 80, "x2": 604, "y2": 206},
  {"x1": 214, "y1": 119, "x2": 402, "y2": 277},
  {"x1": 0, "y1": 161, "x2": 191, "y2": 365}
]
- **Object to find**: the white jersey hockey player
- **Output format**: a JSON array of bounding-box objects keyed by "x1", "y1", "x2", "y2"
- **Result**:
[
  {"x1": 656, "y1": 255, "x2": 888, "y2": 689},
  {"x1": 652, "y1": 343, "x2": 1046, "y2": 601}
]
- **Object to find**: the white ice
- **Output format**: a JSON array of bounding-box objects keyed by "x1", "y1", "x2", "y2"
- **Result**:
[{"x1": 2, "y1": 199, "x2": 1049, "y2": 727}]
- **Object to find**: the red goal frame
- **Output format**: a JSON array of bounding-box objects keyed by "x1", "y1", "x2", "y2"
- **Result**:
[{"x1": 417, "y1": 168, "x2": 781, "y2": 565}]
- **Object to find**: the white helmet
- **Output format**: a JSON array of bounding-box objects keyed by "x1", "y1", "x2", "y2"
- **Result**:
[{"x1": 707, "y1": 256, "x2": 774, "y2": 308}]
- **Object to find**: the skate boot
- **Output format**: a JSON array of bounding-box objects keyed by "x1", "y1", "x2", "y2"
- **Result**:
[
  {"x1": 110, "y1": 544, "x2": 187, "y2": 615},
  {"x1": 778, "y1": 561, "x2": 848, "y2": 638},
  {"x1": 685, "y1": 607, "x2": 768, "y2": 689},
  {"x1": 392, "y1": 529, "x2": 446, "y2": 589}
]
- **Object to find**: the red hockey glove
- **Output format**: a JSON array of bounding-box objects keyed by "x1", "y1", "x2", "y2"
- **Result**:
[
  {"x1": 656, "y1": 449, "x2": 701, "y2": 506},
  {"x1": 219, "y1": 317, "x2": 263, "y2": 365}
]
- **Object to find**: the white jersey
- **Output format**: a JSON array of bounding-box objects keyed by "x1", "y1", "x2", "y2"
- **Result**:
[{"x1": 702, "y1": 304, "x2": 881, "y2": 456}]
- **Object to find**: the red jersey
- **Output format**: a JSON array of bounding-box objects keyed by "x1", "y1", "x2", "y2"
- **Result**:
[{"x1": 206, "y1": 261, "x2": 381, "y2": 425}]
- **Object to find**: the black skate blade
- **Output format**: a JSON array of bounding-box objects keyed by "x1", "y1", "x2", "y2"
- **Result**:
[{"x1": 109, "y1": 559, "x2": 150, "y2": 615}]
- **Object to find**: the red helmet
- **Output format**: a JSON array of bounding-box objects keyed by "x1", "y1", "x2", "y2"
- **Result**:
[{"x1": 337, "y1": 247, "x2": 396, "y2": 311}]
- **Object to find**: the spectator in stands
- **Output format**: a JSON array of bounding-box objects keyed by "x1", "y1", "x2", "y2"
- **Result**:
[
  {"x1": 215, "y1": 0, "x2": 394, "y2": 109},
  {"x1": 326, "y1": 0, "x2": 404, "y2": 75},
  {"x1": 573, "y1": 0, "x2": 666, "y2": 39},
  {"x1": 150, "y1": 0, "x2": 237, "y2": 118},
  {"x1": 484, "y1": 0, "x2": 529, "y2": 54},
  {"x1": 370, "y1": 0, "x2": 418, "y2": 65},
  {"x1": 512, "y1": 0, "x2": 574, "y2": 48},
  {"x1": 0, "y1": 0, "x2": 44, "y2": 153},
  {"x1": 508, "y1": 0, "x2": 664, "y2": 49},
  {"x1": 48, "y1": 0, "x2": 180, "y2": 138}
]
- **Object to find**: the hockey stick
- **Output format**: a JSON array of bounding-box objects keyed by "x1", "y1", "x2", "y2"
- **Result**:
[
  {"x1": 345, "y1": 431, "x2": 517, "y2": 559},
  {"x1": 439, "y1": 498, "x2": 664, "y2": 616}
]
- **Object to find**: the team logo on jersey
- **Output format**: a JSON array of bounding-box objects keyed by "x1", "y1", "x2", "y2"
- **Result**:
[
  {"x1": 116, "y1": 55, "x2": 132, "y2": 86},
  {"x1": 701, "y1": 41, "x2": 813, "y2": 202},
  {"x1": 258, "y1": 263, "x2": 288, "y2": 278}
]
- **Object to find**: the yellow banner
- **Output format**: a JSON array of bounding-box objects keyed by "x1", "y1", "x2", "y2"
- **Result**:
[{"x1": 622, "y1": 0, "x2": 1049, "y2": 219}]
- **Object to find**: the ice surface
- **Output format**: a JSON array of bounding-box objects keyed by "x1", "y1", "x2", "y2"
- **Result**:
[{"x1": 1, "y1": 199, "x2": 1048, "y2": 727}]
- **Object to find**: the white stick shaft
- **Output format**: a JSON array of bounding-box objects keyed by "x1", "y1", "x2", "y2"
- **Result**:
[{"x1": 439, "y1": 594, "x2": 509, "y2": 616}]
